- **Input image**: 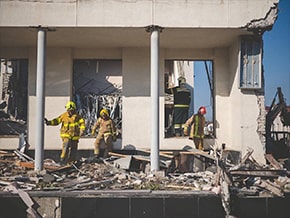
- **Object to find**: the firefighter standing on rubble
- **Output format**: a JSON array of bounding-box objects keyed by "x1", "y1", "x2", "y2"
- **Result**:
[
  {"x1": 45, "y1": 101, "x2": 85, "y2": 164},
  {"x1": 183, "y1": 106, "x2": 206, "y2": 150},
  {"x1": 166, "y1": 76, "x2": 191, "y2": 136},
  {"x1": 91, "y1": 108, "x2": 117, "y2": 158}
]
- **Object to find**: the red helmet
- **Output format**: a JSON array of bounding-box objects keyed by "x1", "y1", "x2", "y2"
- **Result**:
[{"x1": 199, "y1": 106, "x2": 206, "y2": 115}]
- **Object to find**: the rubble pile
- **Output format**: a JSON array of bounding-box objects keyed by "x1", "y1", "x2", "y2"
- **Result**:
[
  {"x1": 0, "y1": 150, "x2": 217, "y2": 192},
  {"x1": 0, "y1": 148, "x2": 290, "y2": 198}
]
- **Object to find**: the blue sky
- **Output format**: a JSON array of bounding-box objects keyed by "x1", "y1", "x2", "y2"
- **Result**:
[{"x1": 263, "y1": 0, "x2": 290, "y2": 106}]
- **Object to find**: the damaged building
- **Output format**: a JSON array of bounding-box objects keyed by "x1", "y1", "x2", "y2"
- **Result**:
[
  {"x1": 0, "y1": 0, "x2": 282, "y2": 164},
  {"x1": 1, "y1": 0, "x2": 290, "y2": 217}
]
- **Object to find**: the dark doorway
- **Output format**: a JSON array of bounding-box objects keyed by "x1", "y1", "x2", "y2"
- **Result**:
[
  {"x1": 164, "y1": 60, "x2": 214, "y2": 138},
  {"x1": 0, "y1": 59, "x2": 28, "y2": 136}
]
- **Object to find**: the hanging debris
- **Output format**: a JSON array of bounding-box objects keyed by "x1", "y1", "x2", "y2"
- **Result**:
[
  {"x1": 243, "y1": 4, "x2": 278, "y2": 35},
  {"x1": 75, "y1": 90, "x2": 122, "y2": 137}
]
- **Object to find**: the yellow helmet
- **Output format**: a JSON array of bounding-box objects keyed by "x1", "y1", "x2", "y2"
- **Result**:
[
  {"x1": 100, "y1": 108, "x2": 109, "y2": 116},
  {"x1": 65, "y1": 101, "x2": 76, "y2": 110}
]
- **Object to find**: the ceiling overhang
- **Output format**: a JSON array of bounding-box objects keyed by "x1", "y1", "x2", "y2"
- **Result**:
[{"x1": 0, "y1": 27, "x2": 252, "y2": 49}]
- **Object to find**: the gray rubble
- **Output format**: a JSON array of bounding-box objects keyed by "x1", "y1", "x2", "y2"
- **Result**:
[{"x1": 1, "y1": 148, "x2": 290, "y2": 198}]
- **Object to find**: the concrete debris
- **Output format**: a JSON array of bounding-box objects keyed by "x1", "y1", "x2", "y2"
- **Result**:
[
  {"x1": 243, "y1": 4, "x2": 278, "y2": 35},
  {"x1": 4, "y1": 183, "x2": 42, "y2": 218},
  {"x1": 1, "y1": 147, "x2": 290, "y2": 217},
  {"x1": 0, "y1": 148, "x2": 290, "y2": 197}
]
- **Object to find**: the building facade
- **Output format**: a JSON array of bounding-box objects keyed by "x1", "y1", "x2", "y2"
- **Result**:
[{"x1": 0, "y1": 0, "x2": 280, "y2": 163}]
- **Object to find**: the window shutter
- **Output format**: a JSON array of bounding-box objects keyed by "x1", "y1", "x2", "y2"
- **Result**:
[{"x1": 240, "y1": 36, "x2": 262, "y2": 89}]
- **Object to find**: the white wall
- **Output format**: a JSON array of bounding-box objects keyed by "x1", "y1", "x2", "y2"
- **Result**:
[
  {"x1": 122, "y1": 48, "x2": 151, "y2": 149},
  {"x1": 0, "y1": 43, "x2": 266, "y2": 163},
  {"x1": 215, "y1": 40, "x2": 265, "y2": 163},
  {"x1": 0, "y1": 0, "x2": 278, "y2": 28},
  {"x1": 0, "y1": 0, "x2": 277, "y2": 164},
  {"x1": 215, "y1": 47, "x2": 232, "y2": 148}
]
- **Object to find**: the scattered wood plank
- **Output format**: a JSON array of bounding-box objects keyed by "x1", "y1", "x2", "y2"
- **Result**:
[
  {"x1": 256, "y1": 180, "x2": 284, "y2": 197},
  {"x1": 0, "y1": 148, "x2": 290, "y2": 199},
  {"x1": 229, "y1": 169, "x2": 287, "y2": 178},
  {"x1": 161, "y1": 149, "x2": 215, "y2": 161},
  {"x1": 0, "y1": 153, "x2": 15, "y2": 157},
  {"x1": 14, "y1": 161, "x2": 71, "y2": 171},
  {"x1": 141, "y1": 149, "x2": 173, "y2": 159},
  {"x1": 0, "y1": 159, "x2": 15, "y2": 163},
  {"x1": 229, "y1": 149, "x2": 254, "y2": 171},
  {"x1": 14, "y1": 150, "x2": 34, "y2": 161},
  {"x1": 109, "y1": 152, "x2": 150, "y2": 162},
  {"x1": 4, "y1": 183, "x2": 42, "y2": 218},
  {"x1": 265, "y1": 154, "x2": 283, "y2": 170}
]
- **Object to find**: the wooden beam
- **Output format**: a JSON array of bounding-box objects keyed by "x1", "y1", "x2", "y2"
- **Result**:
[
  {"x1": 229, "y1": 169, "x2": 286, "y2": 178},
  {"x1": 14, "y1": 161, "x2": 71, "y2": 171},
  {"x1": 265, "y1": 154, "x2": 283, "y2": 169}
]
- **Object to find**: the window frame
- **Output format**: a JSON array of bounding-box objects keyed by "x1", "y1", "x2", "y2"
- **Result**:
[{"x1": 239, "y1": 36, "x2": 263, "y2": 90}]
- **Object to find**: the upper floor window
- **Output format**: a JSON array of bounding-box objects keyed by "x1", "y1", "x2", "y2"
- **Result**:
[{"x1": 240, "y1": 36, "x2": 262, "y2": 89}]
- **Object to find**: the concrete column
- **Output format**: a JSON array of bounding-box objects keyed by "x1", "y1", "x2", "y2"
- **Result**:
[
  {"x1": 35, "y1": 27, "x2": 47, "y2": 171},
  {"x1": 146, "y1": 25, "x2": 163, "y2": 172}
]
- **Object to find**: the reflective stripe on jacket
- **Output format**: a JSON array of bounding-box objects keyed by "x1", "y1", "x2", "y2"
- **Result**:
[
  {"x1": 48, "y1": 112, "x2": 85, "y2": 140},
  {"x1": 92, "y1": 117, "x2": 116, "y2": 137},
  {"x1": 184, "y1": 113, "x2": 205, "y2": 139}
]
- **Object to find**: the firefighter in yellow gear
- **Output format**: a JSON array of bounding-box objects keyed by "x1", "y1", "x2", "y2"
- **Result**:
[
  {"x1": 183, "y1": 106, "x2": 206, "y2": 150},
  {"x1": 45, "y1": 101, "x2": 85, "y2": 164},
  {"x1": 91, "y1": 108, "x2": 116, "y2": 158}
]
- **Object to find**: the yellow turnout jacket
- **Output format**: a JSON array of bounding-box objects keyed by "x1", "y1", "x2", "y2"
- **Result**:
[
  {"x1": 47, "y1": 112, "x2": 85, "y2": 140},
  {"x1": 184, "y1": 113, "x2": 205, "y2": 139},
  {"x1": 91, "y1": 117, "x2": 116, "y2": 137}
]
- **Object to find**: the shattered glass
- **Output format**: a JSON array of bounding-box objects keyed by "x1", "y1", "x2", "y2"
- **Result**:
[{"x1": 73, "y1": 60, "x2": 122, "y2": 137}]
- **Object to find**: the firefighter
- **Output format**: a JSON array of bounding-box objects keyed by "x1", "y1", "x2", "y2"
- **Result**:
[
  {"x1": 166, "y1": 76, "x2": 191, "y2": 136},
  {"x1": 183, "y1": 106, "x2": 206, "y2": 150},
  {"x1": 91, "y1": 108, "x2": 117, "y2": 158},
  {"x1": 45, "y1": 101, "x2": 85, "y2": 164}
]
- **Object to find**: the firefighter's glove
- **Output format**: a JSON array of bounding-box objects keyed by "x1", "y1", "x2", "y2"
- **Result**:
[
  {"x1": 183, "y1": 127, "x2": 188, "y2": 136},
  {"x1": 44, "y1": 118, "x2": 49, "y2": 125},
  {"x1": 112, "y1": 134, "x2": 117, "y2": 142},
  {"x1": 91, "y1": 130, "x2": 96, "y2": 136}
]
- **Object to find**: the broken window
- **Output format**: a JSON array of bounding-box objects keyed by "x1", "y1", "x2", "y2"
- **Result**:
[
  {"x1": 72, "y1": 60, "x2": 122, "y2": 137},
  {"x1": 240, "y1": 36, "x2": 262, "y2": 89},
  {"x1": 164, "y1": 60, "x2": 214, "y2": 138},
  {"x1": 0, "y1": 59, "x2": 28, "y2": 136}
]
